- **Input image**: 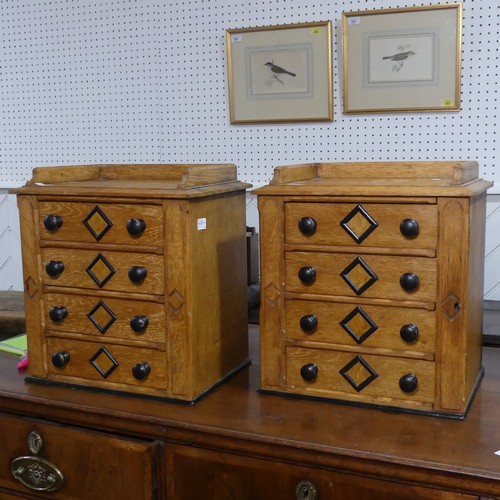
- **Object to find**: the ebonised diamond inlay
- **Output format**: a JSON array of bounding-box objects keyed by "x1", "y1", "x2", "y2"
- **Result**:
[
  {"x1": 83, "y1": 205, "x2": 113, "y2": 241},
  {"x1": 339, "y1": 355, "x2": 378, "y2": 392},
  {"x1": 340, "y1": 256, "x2": 378, "y2": 296},
  {"x1": 89, "y1": 346, "x2": 119, "y2": 379},
  {"x1": 87, "y1": 301, "x2": 117, "y2": 334},
  {"x1": 86, "y1": 253, "x2": 116, "y2": 288},
  {"x1": 340, "y1": 205, "x2": 378, "y2": 244},
  {"x1": 340, "y1": 306, "x2": 378, "y2": 344}
]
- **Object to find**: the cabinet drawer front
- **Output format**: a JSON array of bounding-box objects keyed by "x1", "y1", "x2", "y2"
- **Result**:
[
  {"x1": 285, "y1": 252, "x2": 436, "y2": 302},
  {"x1": 286, "y1": 347, "x2": 435, "y2": 404},
  {"x1": 0, "y1": 413, "x2": 155, "y2": 499},
  {"x1": 38, "y1": 201, "x2": 164, "y2": 246},
  {"x1": 44, "y1": 293, "x2": 165, "y2": 343},
  {"x1": 41, "y1": 248, "x2": 164, "y2": 295},
  {"x1": 47, "y1": 338, "x2": 167, "y2": 390},
  {"x1": 285, "y1": 202, "x2": 438, "y2": 249},
  {"x1": 285, "y1": 300, "x2": 436, "y2": 354}
]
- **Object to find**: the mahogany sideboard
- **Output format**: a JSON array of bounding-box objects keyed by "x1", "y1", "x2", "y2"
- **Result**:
[{"x1": 0, "y1": 327, "x2": 499, "y2": 499}]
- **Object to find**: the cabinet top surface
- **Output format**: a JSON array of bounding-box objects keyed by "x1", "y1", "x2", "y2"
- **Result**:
[
  {"x1": 10, "y1": 164, "x2": 251, "y2": 198},
  {"x1": 1, "y1": 331, "x2": 500, "y2": 486},
  {"x1": 252, "y1": 161, "x2": 492, "y2": 197}
]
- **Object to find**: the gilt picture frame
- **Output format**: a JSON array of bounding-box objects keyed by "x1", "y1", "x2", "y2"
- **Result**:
[
  {"x1": 225, "y1": 21, "x2": 333, "y2": 124},
  {"x1": 342, "y1": 4, "x2": 462, "y2": 114}
]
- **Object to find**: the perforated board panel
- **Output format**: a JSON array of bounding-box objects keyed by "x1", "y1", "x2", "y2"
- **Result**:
[{"x1": 0, "y1": 0, "x2": 498, "y2": 191}]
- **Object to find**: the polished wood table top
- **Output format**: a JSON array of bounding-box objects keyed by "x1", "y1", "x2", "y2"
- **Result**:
[{"x1": 0, "y1": 327, "x2": 499, "y2": 496}]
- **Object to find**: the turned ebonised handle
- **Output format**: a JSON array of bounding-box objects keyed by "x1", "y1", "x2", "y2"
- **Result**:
[
  {"x1": 127, "y1": 218, "x2": 147, "y2": 236},
  {"x1": 298, "y1": 266, "x2": 316, "y2": 285},
  {"x1": 132, "y1": 362, "x2": 151, "y2": 380},
  {"x1": 300, "y1": 314, "x2": 318, "y2": 333},
  {"x1": 400, "y1": 272, "x2": 419, "y2": 291},
  {"x1": 130, "y1": 315, "x2": 149, "y2": 333},
  {"x1": 300, "y1": 363, "x2": 318, "y2": 381},
  {"x1": 400, "y1": 323, "x2": 419, "y2": 342},
  {"x1": 49, "y1": 306, "x2": 68, "y2": 323},
  {"x1": 400, "y1": 218, "x2": 419, "y2": 237},
  {"x1": 43, "y1": 214, "x2": 63, "y2": 231},
  {"x1": 298, "y1": 217, "x2": 317, "y2": 236},
  {"x1": 52, "y1": 351, "x2": 70, "y2": 368},
  {"x1": 128, "y1": 266, "x2": 148, "y2": 283},
  {"x1": 45, "y1": 260, "x2": 65, "y2": 277},
  {"x1": 399, "y1": 373, "x2": 418, "y2": 393}
]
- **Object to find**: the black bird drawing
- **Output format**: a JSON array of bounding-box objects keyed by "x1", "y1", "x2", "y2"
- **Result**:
[
  {"x1": 382, "y1": 51, "x2": 415, "y2": 61},
  {"x1": 264, "y1": 61, "x2": 296, "y2": 85}
]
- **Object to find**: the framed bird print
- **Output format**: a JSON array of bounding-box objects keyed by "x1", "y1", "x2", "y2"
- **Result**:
[
  {"x1": 342, "y1": 4, "x2": 462, "y2": 114},
  {"x1": 225, "y1": 21, "x2": 333, "y2": 124}
]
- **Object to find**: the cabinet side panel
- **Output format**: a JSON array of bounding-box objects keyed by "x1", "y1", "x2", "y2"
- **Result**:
[
  {"x1": 465, "y1": 192, "x2": 487, "y2": 398},
  {"x1": 17, "y1": 196, "x2": 46, "y2": 377},
  {"x1": 258, "y1": 196, "x2": 285, "y2": 390},
  {"x1": 435, "y1": 198, "x2": 469, "y2": 412}
]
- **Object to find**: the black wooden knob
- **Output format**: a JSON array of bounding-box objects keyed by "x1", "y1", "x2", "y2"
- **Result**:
[
  {"x1": 43, "y1": 214, "x2": 63, "y2": 231},
  {"x1": 399, "y1": 373, "x2": 418, "y2": 393},
  {"x1": 130, "y1": 315, "x2": 149, "y2": 333},
  {"x1": 400, "y1": 273, "x2": 419, "y2": 291},
  {"x1": 52, "y1": 351, "x2": 70, "y2": 368},
  {"x1": 400, "y1": 218, "x2": 419, "y2": 237},
  {"x1": 300, "y1": 315, "x2": 318, "y2": 333},
  {"x1": 45, "y1": 260, "x2": 65, "y2": 277},
  {"x1": 400, "y1": 323, "x2": 419, "y2": 342},
  {"x1": 300, "y1": 363, "x2": 318, "y2": 381},
  {"x1": 298, "y1": 266, "x2": 316, "y2": 284},
  {"x1": 298, "y1": 217, "x2": 317, "y2": 236},
  {"x1": 49, "y1": 306, "x2": 68, "y2": 323},
  {"x1": 132, "y1": 362, "x2": 151, "y2": 380},
  {"x1": 127, "y1": 218, "x2": 147, "y2": 236},
  {"x1": 128, "y1": 266, "x2": 147, "y2": 283}
]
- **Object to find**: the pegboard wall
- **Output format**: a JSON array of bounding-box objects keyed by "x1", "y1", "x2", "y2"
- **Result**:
[{"x1": 0, "y1": 0, "x2": 499, "y2": 191}]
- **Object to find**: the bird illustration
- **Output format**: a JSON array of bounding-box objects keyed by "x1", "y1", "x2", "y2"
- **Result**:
[
  {"x1": 382, "y1": 51, "x2": 415, "y2": 61},
  {"x1": 264, "y1": 61, "x2": 296, "y2": 85}
]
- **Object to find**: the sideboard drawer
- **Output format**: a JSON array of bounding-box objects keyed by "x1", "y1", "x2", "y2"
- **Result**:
[
  {"x1": 39, "y1": 201, "x2": 164, "y2": 246},
  {"x1": 41, "y1": 248, "x2": 164, "y2": 295},
  {"x1": 285, "y1": 202, "x2": 438, "y2": 249},
  {"x1": 44, "y1": 292, "x2": 165, "y2": 342},
  {"x1": 285, "y1": 252, "x2": 436, "y2": 302},
  {"x1": 286, "y1": 346, "x2": 435, "y2": 405},
  {"x1": 0, "y1": 412, "x2": 157, "y2": 499},
  {"x1": 46, "y1": 338, "x2": 167, "y2": 390}
]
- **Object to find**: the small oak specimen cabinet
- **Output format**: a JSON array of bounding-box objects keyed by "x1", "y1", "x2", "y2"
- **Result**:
[
  {"x1": 253, "y1": 161, "x2": 492, "y2": 418},
  {"x1": 11, "y1": 163, "x2": 251, "y2": 403}
]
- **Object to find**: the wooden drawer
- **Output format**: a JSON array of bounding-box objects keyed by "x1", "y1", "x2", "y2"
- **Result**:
[
  {"x1": 285, "y1": 202, "x2": 438, "y2": 249},
  {"x1": 285, "y1": 299, "x2": 436, "y2": 354},
  {"x1": 38, "y1": 201, "x2": 164, "y2": 246},
  {"x1": 286, "y1": 346, "x2": 435, "y2": 404},
  {"x1": 44, "y1": 292, "x2": 165, "y2": 343},
  {"x1": 41, "y1": 248, "x2": 164, "y2": 295},
  {"x1": 46, "y1": 338, "x2": 167, "y2": 390},
  {"x1": 285, "y1": 251, "x2": 436, "y2": 302},
  {"x1": 0, "y1": 413, "x2": 156, "y2": 499},
  {"x1": 165, "y1": 444, "x2": 475, "y2": 499}
]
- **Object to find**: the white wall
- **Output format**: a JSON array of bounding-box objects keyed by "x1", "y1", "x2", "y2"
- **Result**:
[{"x1": 1, "y1": 0, "x2": 499, "y2": 298}]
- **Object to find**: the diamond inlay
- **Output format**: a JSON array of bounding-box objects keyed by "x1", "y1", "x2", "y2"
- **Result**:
[
  {"x1": 340, "y1": 306, "x2": 378, "y2": 344},
  {"x1": 24, "y1": 276, "x2": 39, "y2": 298},
  {"x1": 341, "y1": 256, "x2": 378, "y2": 296},
  {"x1": 83, "y1": 205, "x2": 113, "y2": 241},
  {"x1": 86, "y1": 253, "x2": 116, "y2": 288},
  {"x1": 168, "y1": 289, "x2": 185, "y2": 313},
  {"x1": 442, "y1": 292, "x2": 462, "y2": 321},
  {"x1": 340, "y1": 205, "x2": 378, "y2": 244},
  {"x1": 87, "y1": 301, "x2": 117, "y2": 334},
  {"x1": 89, "y1": 346, "x2": 119, "y2": 379},
  {"x1": 339, "y1": 355, "x2": 379, "y2": 392},
  {"x1": 264, "y1": 282, "x2": 281, "y2": 305}
]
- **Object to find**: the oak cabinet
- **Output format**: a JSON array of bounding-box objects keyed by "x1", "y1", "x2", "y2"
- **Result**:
[{"x1": 254, "y1": 161, "x2": 492, "y2": 418}]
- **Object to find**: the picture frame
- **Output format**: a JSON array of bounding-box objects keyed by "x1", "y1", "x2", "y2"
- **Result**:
[
  {"x1": 225, "y1": 21, "x2": 333, "y2": 124},
  {"x1": 342, "y1": 4, "x2": 462, "y2": 114}
]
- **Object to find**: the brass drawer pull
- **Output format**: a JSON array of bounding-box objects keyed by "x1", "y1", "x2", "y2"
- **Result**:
[
  {"x1": 12, "y1": 456, "x2": 64, "y2": 492},
  {"x1": 296, "y1": 480, "x2": 318, "y2": 500}
]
